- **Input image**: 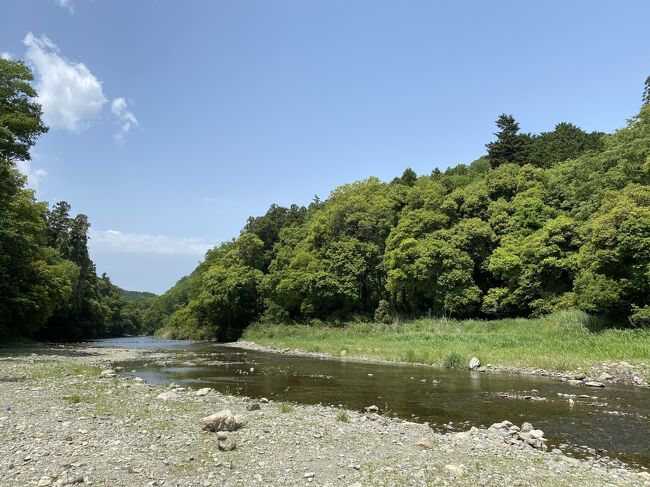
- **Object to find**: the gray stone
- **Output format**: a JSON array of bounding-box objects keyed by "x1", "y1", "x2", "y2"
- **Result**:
[
  {"x1": 217, "y1": 437, "x2": 236, "y2": 451},
  {"x1": 468, "y1": 357, "x2": 481, "y2": 370},
  {"x1": 156, "y1": 391, "x2": 180, "y2": 401},
  {"x1": 200, "y1": 409, "x2": 247, "y2": 432},
  {"x1": 99, "y1": 369, "x2": 117, "y2": 379}
]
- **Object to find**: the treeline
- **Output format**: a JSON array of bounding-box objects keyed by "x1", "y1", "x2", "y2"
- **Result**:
[
  {"x1": 144, "y1": 82, "x2": 650, "y2": 340},
  {"x1": 0, "y1": 58, "x2": 151, "y2": 342}
]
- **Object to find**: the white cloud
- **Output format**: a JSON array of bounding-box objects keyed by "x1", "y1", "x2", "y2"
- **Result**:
[
  {"x1": 111, "y1": 97, "x2": 139, "y2": 145},
  {"x1": 89, "y1": 229, "x2": 213, "y2": 255},
  {"x1": 54, "y1": 0, "x2": 74, "y2": 14},
  {"x1": 24, "y1": 32, "x2": 107, "y2": 133},
  {"x1": 16, "y1": 161, "x2": 47, "y2": 190},
  {"x1": 0, "y1": 52, "x2": 12, "y2": 60}
]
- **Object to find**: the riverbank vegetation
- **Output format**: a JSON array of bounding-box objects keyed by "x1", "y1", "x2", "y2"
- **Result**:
[
  {"x1": 243, "y1": 310, "x2": 650, "y2": 372},
  {"x1": 0, "y1": 58, "x2": 154, "y2": 342},
  {"x1": 146, "y1": 79, "x2": 650, "y2": 342}
]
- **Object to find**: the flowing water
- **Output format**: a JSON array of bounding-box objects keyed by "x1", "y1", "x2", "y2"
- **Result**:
[{"x1": 88, "y1": 336, "x2": 650, "y2": 468}]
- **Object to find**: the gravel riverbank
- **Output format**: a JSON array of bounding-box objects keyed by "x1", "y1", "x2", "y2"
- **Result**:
[{"x1": 0, "y1": 345, "x2": 648, "y2": 487}]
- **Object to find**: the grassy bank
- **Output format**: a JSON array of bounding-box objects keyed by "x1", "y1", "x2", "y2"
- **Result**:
[{"x1": 243, "y1": 310, "x2": 650, "y2": 373}]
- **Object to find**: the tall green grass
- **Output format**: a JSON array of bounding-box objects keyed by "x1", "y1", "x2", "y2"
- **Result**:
[{"x1": 243, "y1": 310, "x2": 650, "y2": 372}]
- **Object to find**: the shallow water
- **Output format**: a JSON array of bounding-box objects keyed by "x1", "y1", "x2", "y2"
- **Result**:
[{"x1": 88, "y1": 336, "x2": 650, "y2": 468}]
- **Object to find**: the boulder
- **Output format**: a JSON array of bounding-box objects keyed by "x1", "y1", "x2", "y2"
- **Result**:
[
  {"x1": 195, "y1": 387, "x2": 212, "y2": 396},
  {"x1": 468, "y1": 357, "x2": 481, "y2": 370},
  {"x1": 246, "y1": 403, "x2": 261, "y2": 411},
  {"x1": 584, "y1": 381, "x2": 605, "y2": 388},
  {"x1": 488, "y1": 420, "x2": 512, "y2": 433},
  {"x1": 156, "y1": 391, "x2": 180, "y2": 401},
  {"x1": 365, "y1": 405, "x2": 379, "y2": 413},
  {"x1": 99, "y1": 369, "x2": 117, "y2": 379},
  {"x1": 200, "y1": 409, "x2": 247, "y2": 432}
]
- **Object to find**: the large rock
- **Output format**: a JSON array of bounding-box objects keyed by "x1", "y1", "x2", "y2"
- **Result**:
[
  {"x1": 488, "y1": 420, "x2": 512, "y2": 434},
  {"x1": 99, "y1": 369, "x2": 117, "y2": 379},
  {"x1": 195, "y1": 387, "x2": 212, "y2": 396},
  {"x1": 200, "y1": 409, "x2": 247, "y2": 432},
  {"x1": 156, "y1": 391, "x2": 180, "y2": 401},
  {"x1": 584, "y1": 381, "x2": 605, "y2": 388},
  {"x1": 468, "y1": 357, "x2": 480, "y2": 370}
]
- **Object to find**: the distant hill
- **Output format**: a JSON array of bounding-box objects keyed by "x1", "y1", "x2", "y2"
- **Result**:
[{"x1": 118, "y1": 288, "x2": 157, "y2": 303}]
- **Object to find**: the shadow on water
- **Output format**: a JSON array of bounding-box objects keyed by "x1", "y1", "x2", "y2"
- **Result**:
[{"x1": 93, "y1": 336, "x2": 650, "y2": 469}]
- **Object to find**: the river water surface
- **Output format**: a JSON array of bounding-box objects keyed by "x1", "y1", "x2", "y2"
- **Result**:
[{"x1": 88, "y1": 336, "x2": 650, "y2": 469}]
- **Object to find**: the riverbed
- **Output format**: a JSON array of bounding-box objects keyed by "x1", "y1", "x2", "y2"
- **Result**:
[{"x1": 89, "y1": 336, "x2": 650, "y2": 469}]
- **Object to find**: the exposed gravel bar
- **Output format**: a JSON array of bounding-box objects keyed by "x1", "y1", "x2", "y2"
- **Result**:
[{"x1": 0, "y1": 345, "x2": 648, "y2": 486}]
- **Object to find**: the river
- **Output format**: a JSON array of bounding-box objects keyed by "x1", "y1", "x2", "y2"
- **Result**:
[{"x1": 87, "y1": 336, "x2": 650, "y2": 468}]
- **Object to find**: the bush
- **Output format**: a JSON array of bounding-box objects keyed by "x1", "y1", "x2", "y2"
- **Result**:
[
  {"x1": 630, "y1": 305, "x2": 650, "y2": 328},
  {"x1": 374, "y1": 300, "x2": 393, "y2": 324},
  {"x1": 443, "y1": 351, "x2": 464, "y2": 369}
]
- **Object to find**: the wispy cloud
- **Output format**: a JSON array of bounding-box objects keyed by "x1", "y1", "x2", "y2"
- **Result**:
[
  {"x1": 24, "y1": 32, "x2": 107, "y2": 133},
  {"x1": 16, "y1": 161, "x2": 47, "y2": 190},
  {"x1": 89, "y1": 229, "x2": 213, "y2": 255},
  {"x1": 54, "y1": 0, "x2": 74, "y2": 14},
  {"x1": 111, "y1": 97, "x2": 139, "y2": 145}
]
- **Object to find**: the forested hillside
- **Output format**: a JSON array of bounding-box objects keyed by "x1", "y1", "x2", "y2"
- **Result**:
[
  {"x1": 146, "y1": 86, "x2": 650, "y2": 340},
  {"x1": 2, "y1": 53, "x2": 649, "y2": 343},
  {"x1": 0, "y1": 58, "x2": 144, "y2": 341}
]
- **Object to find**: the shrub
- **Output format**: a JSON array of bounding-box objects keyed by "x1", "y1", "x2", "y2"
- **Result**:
[
  {"x1": 630, "y1": 305, "x2": 650, "y2": 328},
  {"x1": 374, "y1": 300, "x2": 393, "y2": 324},
  {"x1": 443, "y1": 351, "x2": 464, "y2": 369}
]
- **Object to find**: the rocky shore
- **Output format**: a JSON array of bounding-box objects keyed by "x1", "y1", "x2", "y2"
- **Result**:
[
  {"x1": 0, "y1": 345, "x2": 648, "y2": 487},
  {"x1": 230, "y1": 340, "x2": 650, "y2": 388}
]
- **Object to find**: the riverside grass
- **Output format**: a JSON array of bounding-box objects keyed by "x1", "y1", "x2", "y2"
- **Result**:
[{"x1": 243, "y1": 310, "x2": 650, "y2": 373}]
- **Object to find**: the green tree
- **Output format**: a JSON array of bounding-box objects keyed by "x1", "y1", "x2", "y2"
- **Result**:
[
  {"x1": 0, "y1": 58, "x2": 48, "y2": 162},
  {"x1": 575, "y1": 185, "x2": 650, "y2": 318},
  {"x1": 486, "y1": 114, "x2": 531, "y2": 168}
]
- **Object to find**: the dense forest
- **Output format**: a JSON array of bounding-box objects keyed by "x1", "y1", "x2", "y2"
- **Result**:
[
  {"x1": 0, "y1": 58, "x2": 152, "y2": 341},
  {"x1": 2, "y1": 56, "x2": 649, "y2": 342},
  {"x1": 143, "y1": 80, "x2": 650, "y2": 340}
]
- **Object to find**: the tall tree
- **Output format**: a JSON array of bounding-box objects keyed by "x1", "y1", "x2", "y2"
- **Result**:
[
  {"x1": 644, "y1": 76, "x2": 650, "y2": 106},
  {"x1": 486, "y1": 114, "x2": 531, "y2": 168}
]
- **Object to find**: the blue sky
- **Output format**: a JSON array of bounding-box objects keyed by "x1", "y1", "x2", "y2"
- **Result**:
[{"x1": 2, "y1": 1, "x2": 649, "y2": 293}]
